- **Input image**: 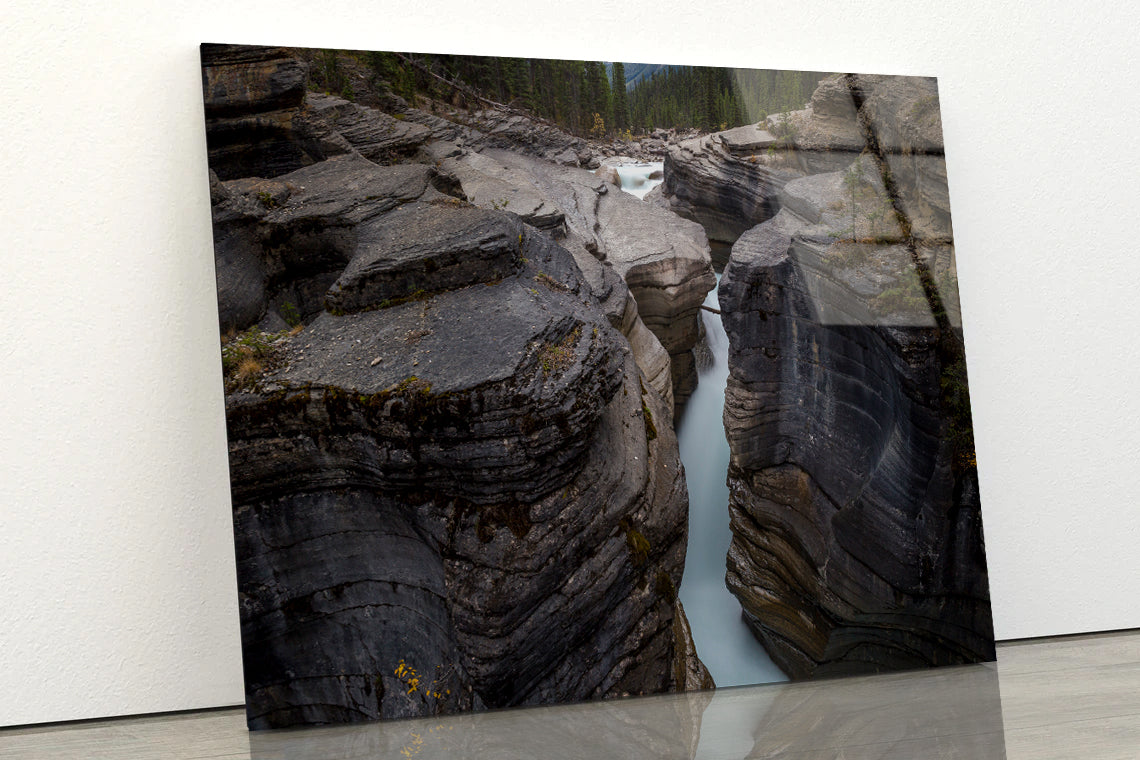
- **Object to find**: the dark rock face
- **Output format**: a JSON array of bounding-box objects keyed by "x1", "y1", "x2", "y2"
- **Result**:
[
  {"x1": 201, "y1": 47, "x2": 430, "y2": 181},
  {"x1": 718, "y1": 152, "x2": 993, "y2": 678},
  {"x1": 429, "y1": 144, "x2": 715, "y2": 413},
  {"x1": 325, "y1": 203, "x2": 524, "y2": 314},
  {"x1": 201, "y1": 45, "x2": 332, "y2": 181},
  {"x1": 302, "y1": 93, "x2": 431, "y2": 164},
  {"x1": 210, "y1": 154, "x2": 441, "y2": 331},
  {"x1": 662, "y1": 133, "x2": 797, "y2": 244},
  {"x1": 211, "y1": 139, "x2": 710, "y2": 725},
  {"x1": 230, "y1": 228, "x2": 707, "y2": 726}
]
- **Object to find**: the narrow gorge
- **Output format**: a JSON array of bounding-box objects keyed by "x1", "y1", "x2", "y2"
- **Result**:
[
  {"x1": 202, "y1": 46, "x2": 994, "y2": 729},
  {"x1": 657, "y1": 73, "x2": 994, "y2": 678},
  {"x1": 203, "y1": 44, "x2": 717, "y2": 727}
]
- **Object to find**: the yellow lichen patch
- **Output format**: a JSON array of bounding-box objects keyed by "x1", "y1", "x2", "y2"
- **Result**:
[
  {"x1": 619, "y1": 518, "x2": 651, "y2": 567},
  {"x1": 538, "y1": 325, "x2": 581, "y2": 375},
  {"x1": 394, "y1": 659, "x2": 453, "y2": 700},
  {"x1": 534, "y1": 271, "x2": 569, "y2": 292}
]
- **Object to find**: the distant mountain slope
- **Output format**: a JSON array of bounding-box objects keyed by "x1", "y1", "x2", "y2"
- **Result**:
[{"x1": 622, "y1": 63, "x2": 674, "y2": 90}]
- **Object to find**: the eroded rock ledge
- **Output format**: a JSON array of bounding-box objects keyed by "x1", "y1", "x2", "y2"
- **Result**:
[
  {"x1": 427, "y1": 144, "x2": 715, "y2": 412},
  {"x1": 205, "y1": 46, "x2": 714, "y2": 724},
  {"x1": 220, "y1": 181, "x2": 712, "y2": 726},
  {"x1": 661, "y1": 73, "x2": 953, "y2": 246}
]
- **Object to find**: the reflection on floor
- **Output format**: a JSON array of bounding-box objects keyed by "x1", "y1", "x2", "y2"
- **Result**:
[{"x1": 3, "y1": 630, "x2": 1139, "y2": 759}]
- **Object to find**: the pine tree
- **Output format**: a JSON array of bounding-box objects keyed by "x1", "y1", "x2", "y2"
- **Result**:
[{"x1": 612, "y1": 62, "x2": 629, "y2": 132}]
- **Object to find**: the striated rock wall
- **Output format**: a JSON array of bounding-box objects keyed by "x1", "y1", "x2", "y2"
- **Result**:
[
  {"x1": 662, "y1": 132, "x2": 797, "y2": 244},
  {"x1": 211, "y1": 144, "x2": 711, "y2": 725},
  {"x1": 717, "y1": 152, "x2": 992, "y2": 678},
  {"x1": 202, "y1": 46, "x2": 430, "y2": 180},
  {"x1": 661, "y1": 74, "x2": 953, "y2": 246},
  {"x1": 428, "y1": 144, "x2": 715, "y2": 413}
]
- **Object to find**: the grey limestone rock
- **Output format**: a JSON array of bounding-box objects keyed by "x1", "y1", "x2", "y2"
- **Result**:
[
  {"x1": 201, "y1": 48, "x2": 430, "y2": 181},
  {"x1": 215, "y1": 154, "x2": 709, "y2": 727},
  {"x1": 201, "y1": 45, "x2": 346, "y2": 181},
  {"x1": 325, "y1": 202, "x2": 524, "y2": 314},
  {"x1": 301, "y1": 93, "x2": 431, "y2": 163},
  {"x1": 662, "y1": 132, "x2": 799, "y2": 245},
  {"x1": 717, "y1": 156, "x2": 992, "y2": 680},
  {"x1": 662, "y1": 74, "x2": 954, "y2": 245},
  {"x1": 458, "y1": 108, "x2": 599, "y2": 168},
  {"x1": 717, "y1": 124, "x2": 778, "y2": 154},
  {"x1": 432, "y1": 145, "x2": 715, "y2": 413},
  {"x1": 210, "y1": 154, "x2": 440, "y2": 328}
]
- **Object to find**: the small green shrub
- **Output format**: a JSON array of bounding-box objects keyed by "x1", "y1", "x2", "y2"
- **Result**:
[
  {"x1": 280, "y1": 301, "x2": 301, "y2": 328},
  {"x1": 220, "y1": 327, "x2": 288, "y2": 393}
]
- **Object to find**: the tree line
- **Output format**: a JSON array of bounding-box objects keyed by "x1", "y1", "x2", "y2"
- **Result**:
[
  {"x1": 627, "y1": 67, "x2": 831, "y2": 132},
  {"x1": 338, "y1": 50, "x2": 830, "y2": 138}
]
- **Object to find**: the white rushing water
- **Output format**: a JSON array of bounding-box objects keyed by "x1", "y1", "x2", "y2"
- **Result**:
[
  {"x1": 615, "y1": 170, "x2": 785, "y2": 687},
  {"x1": 613, "y1": 161, "x2": 664, "y2": 200}
]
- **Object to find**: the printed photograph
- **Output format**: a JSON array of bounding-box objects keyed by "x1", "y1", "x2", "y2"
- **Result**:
[{"x1": 200, "y1": 43, "x2": 995, "y2": 728}]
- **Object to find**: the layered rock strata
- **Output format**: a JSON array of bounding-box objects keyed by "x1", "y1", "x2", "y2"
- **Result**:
[
  {"x1": 661, "y1": 74, "x2": 953, "y2": 245},
  {"x1": 395, "y1": 103, "x2": 599, "y2": 168},
  {"x1": 209, "y1": 154, "x2": 444, "y2": 331},
  {"x1": 213, "y1": 153, "x2": 711, "y2": 726},
  {"x1": 662, "y1": 132, "x2": 798, "y2": 244},
  {"x1": 201, "y1": 46, "x2": 431, "y2": 180},
  {"x1": 428, "y1": 144, "x2": 716, "y2": 412},
  {"x1": 718, "y1": 154, "x2": 992, "y2": 677}
]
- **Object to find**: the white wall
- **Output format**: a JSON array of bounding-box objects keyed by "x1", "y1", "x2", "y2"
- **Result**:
[{"x1": 3, "y1": 0, "x2": 1138, "y2": 728}]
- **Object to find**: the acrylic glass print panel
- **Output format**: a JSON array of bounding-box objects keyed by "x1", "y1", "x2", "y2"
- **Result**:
[{"x1": 200, "y1": 43, "x2": 995, "y2": 729}]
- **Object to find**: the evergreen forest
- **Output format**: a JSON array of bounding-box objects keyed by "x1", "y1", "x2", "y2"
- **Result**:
[{"x1": 317, "y1": 50, "x2": 831, "y2": 137}]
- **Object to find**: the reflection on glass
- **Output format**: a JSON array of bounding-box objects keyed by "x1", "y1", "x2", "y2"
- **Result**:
[
  {"x1": 201, "y1": 44, "x2": 994, "y2": 732},
  {"x1": 249, "y1": 662, "x2": 1006, "y2": 759}
]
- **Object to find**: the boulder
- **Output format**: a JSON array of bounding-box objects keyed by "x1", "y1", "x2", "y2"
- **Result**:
[
  {"x1": 717, "y1": 124, "x2": 778, "y2": 154},
  {"x1": 595, "y1": 164, "x2": 622, "y2": 187}
]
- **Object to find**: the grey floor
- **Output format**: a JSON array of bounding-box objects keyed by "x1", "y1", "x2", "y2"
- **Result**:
[{"x1": 3, "y1": 630, "x2": 1138, "y2": 759}]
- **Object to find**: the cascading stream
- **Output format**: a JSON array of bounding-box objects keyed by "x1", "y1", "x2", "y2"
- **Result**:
[
  {"x1": 616, "y1": 165, "x2": 785, "y2": 687},
  {"x1": 614, "y1": 162, "x2": 664, "y2": 200}
]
